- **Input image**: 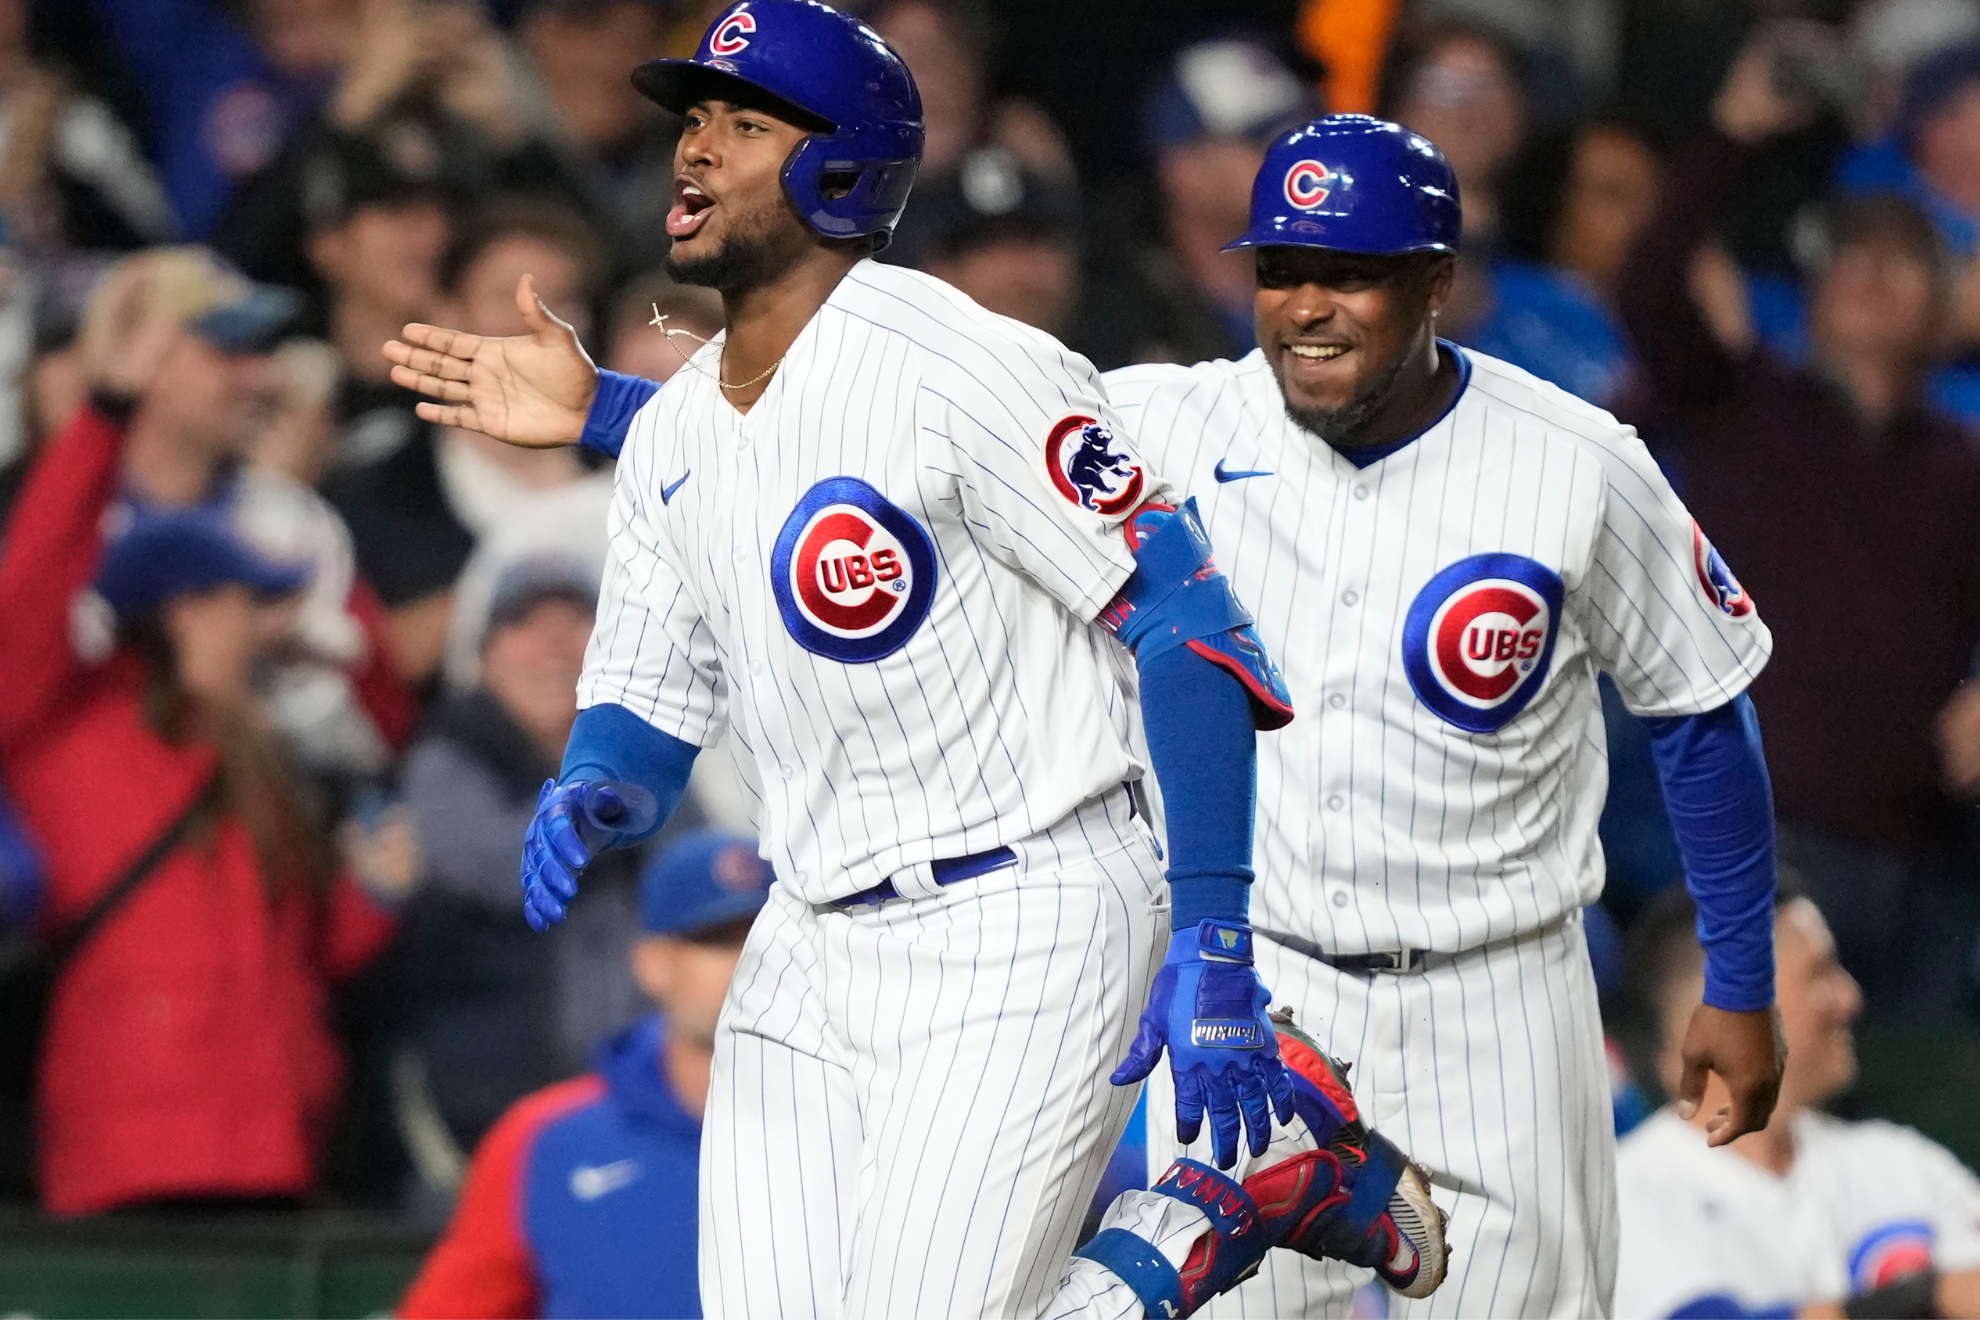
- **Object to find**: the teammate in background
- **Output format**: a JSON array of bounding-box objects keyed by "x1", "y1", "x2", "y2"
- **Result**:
[
  {"x1": 1615, "y1": 881, "x2": 1980, "y2": 1319},
  {"x1": 399, "y1": 829, "x2": 773, "y2": 1320},
  {"x1": 1102, "y1": 115, "x2": 1786, "y2": 1317},
  {"x1": 384, "y1": 3, "x2": 1447, "y2": 1317}
]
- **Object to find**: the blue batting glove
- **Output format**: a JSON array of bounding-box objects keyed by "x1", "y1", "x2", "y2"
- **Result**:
[
  {"x1": 1112, "y1": 919, "x2": 1297, "y2": 1168},
  {"x1": 520, "y1": 779, "x2": 658, "y2": 932}
]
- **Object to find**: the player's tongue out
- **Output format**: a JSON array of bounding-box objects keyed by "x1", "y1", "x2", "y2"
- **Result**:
[{"x1": 668, "y1": 181, "x2": 714, "y2": 239}]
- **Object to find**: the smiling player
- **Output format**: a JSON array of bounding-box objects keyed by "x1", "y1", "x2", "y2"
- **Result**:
[
  {"x1": 384, "y1": 7, "x2": 1446, "y2": 1318},
  {"x1": 1106, "y1": 115, "x2": 1786, "y2": 1317}
]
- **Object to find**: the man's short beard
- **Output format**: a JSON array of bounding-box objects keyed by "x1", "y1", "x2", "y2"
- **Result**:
[
  {"x1": 665, "y1": 195, "x2": 811, "y2": 295},
  {"x1": 1282, "y1": 348, "x2": 1412, "y2": 448}
]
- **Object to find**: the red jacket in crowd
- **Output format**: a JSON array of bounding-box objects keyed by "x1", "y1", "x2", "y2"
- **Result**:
[{"x1": 0, "y1": 406, "x2": 395, "y2": 1216}]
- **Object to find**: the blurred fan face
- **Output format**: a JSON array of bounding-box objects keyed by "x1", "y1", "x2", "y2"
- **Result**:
[
  {"x1": 1254, "y1": 247, "x2": 1449, "y2": 445},
  {"x1": 634, "y1": 923, "x2": 752, "y2": 1048},
  {"x1": 521, "y1": 0, "x2": 669, "y2": 153},
  {"x1": 451, "y1": 235, "x2": 590, "y2": 340},
  {"x1": 1810, "y1": 236, "x2": 1941, "y2": 365},
  {"x1": 665, "y1": 100, "x2": 816, "y2": 293},
  {"x1": 870, "y1": 0, "x2": 986, "y2": 174},
  {"x1": 311, "y1": 198, "x2": 450, "y2": 323},
  {"x1": 1773, "y1": 898, "x2": 1861, "y2": 1108},
  {"x1": 480, "y1": 596, "x2": 592, "y2": 749},
  {"x1": 163, "y1": 583, "x2": 285, "y2": 707},
  {"x1": 928, "y1": 236, "x2": 1079, "y2": 335},
  {"x1": 1550, "y1": 126, "x2": 1661, "y2": 296},
  {"x1": 149, "y1": 331, "x2": 278, "y2": 463},
  {"x1": 1161, "y1": 137, "x2": 1267, "y2": 247},
  {"x1": 1393, "y1": 35, "x2": 1527, "y2": 217},
  {"x1": 1914, "y1": 81, "x2": 1980, "y2": 213}
]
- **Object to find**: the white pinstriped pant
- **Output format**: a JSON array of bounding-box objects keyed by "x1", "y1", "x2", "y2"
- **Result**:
[
  {"x1": 1147, "y1": 909, "x2": 1618, "y2": 1319},
  {"x1": 699, "y1": 788, "x2": 1175, "y2": 1319}
]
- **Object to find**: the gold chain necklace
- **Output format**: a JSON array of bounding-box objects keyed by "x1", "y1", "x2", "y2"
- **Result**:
[{"x1": 650, "y1": 307, "x2": 784, "y2": 392}]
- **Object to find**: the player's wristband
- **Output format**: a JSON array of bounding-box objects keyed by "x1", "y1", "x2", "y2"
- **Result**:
[
  {"x1": 578, "y1": 370, "x2": 660, "y2": 460},
  {"x1": 1844, "y1": 1269, "x2": 1938, "y2": 1320}
]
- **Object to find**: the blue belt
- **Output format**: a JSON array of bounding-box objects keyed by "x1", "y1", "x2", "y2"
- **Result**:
[{"x1": 832, "y1": 845, "x2": 1018, "y2": 908}]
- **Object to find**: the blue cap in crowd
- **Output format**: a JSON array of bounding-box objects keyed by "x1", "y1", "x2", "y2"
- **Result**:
[
  {"x1": 95, "y1": 511, "x2": 310, "y2": 620},
  {"x1": 640, "y1": 829, "x2": 772, "y2": 938}
]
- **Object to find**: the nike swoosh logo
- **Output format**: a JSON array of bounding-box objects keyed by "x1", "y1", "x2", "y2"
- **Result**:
[
  {"x1": 660, "y1": 470, "x2": 691, "y2": 504},
  {"x1": 1213, "y1": 459, "x2": 1273, "y2": 483},
  {"x1": 570, "y1": 1159, "x2": 642, "y2": 1201}
]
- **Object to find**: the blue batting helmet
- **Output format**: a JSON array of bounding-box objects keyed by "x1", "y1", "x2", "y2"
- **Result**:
[
  {"x1": 1223, "y1": 114, "x2": 1461, "y2": 257},
  {"x1": 632, "y1": 0, "x2": 924, "y2": 247}
]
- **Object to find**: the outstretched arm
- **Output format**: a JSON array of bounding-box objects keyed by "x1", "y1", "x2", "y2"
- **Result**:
[{"x1": 384, "y1": 274, "x2": 605, "y2": 449}]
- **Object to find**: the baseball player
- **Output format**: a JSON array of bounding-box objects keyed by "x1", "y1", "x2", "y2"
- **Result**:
[
  {"x1": 1616, "y1": 882, "x2": 1980, "y2": 1319},
  {"x1": 382, "y1": 4, "x2": 1444, "y2": 1317},
  {"x1": 1099, "y1": 116, "x2": 1789, "y2": 1318}
]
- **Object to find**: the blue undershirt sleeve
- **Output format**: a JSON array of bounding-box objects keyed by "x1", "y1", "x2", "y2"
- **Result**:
[
  {"x1": 1646, "y1": 692, "x2": 1778, "y2": 1012},
  {"x1": 1136, "y1": 644, "x2": 1254, "y2": 929},
  {"x1": 578, "y1": 370, "x2": 662, "y2": 460},
  {"x1": 558, "y1": 702, "x2": 699, "y2": 847}
]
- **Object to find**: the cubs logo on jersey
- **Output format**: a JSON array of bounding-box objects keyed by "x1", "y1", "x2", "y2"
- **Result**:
[
  {"x1": 1045, "y1": 415, "x2": 1145, "y2": 518},
  {"x1": 1849, "y1": 1220, "x2": 1936, "y2": 1291},
  {"x1": 1692, "y1": 524, "x2": 1753, "y2": 618},
  {"x1": 771, "y1": 477, "x2": 936, "y2": 663},
  {"x1": 1402, "y1": 553, "x2": 1565, "y2": 733},
  {"x1": 1283, "y1": 160, "x2": 1338, "y2": 210}
]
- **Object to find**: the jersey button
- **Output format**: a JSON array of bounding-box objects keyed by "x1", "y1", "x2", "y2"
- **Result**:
[
  {"x1": 748, "y1": 659, "x2": 764, "y2": 676},
  {"x1": 780, "y1": 764, "x2": 796, "y2": 781},
  {"x1": 1352, "y1": 485, "x2": 1370, "y2": 500},
  {"x1": 1330, "y1": 890, "x2": 1350, "y2": 909},
  {"x1": 1340, "y1": 590, "x2": 1358, "y2": 606},
  {"x1": 1326, "y1": 794, "x2": 1344, "y2": 811},
  {"x1": 1327, "y1": 693, "x2": 1347, "y2": 710}
]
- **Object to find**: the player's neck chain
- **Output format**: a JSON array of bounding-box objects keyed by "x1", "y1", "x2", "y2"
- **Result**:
[{"x1": 651, "y1": 307, "x2": 784, "y2": 392}]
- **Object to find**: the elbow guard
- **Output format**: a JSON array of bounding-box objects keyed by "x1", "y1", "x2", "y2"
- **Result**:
[{"x1": 1099, "y1": 498, "x2": 1294, "y2": 730}]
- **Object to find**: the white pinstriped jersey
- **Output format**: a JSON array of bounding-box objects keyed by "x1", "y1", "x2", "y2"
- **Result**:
[
  {"x1": 1108, "y1": 345, "x2": 1773, "y2": 955},
  {"x1": 1617, "y1": 1108, "x2": 1980, "y2": 1316},
  {"x1": 578, "y1": 259, "x2": 1167, "y2": 904}
]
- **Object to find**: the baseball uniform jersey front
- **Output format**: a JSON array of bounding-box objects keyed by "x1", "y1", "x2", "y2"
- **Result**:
[
  {"x1": 583, "y1": 258, "x2": 1182, "y2": 1318},
  {"x1": 1111, "y1": 343, "x2": 1773, "y2": 1317}
]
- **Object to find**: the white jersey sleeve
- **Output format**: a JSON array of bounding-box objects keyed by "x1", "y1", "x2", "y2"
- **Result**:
[
  {"x1": 576, "y1": 399, "x2": 729, "y2": 748},
  {"x1": 1616, "y1": 1110, "x2": 1843, "y2": 1317},
  {"x1": 919, "y1": 333, "x2": 1156, "y2": 622},
  {"x1": 1796, "y1": 1114, "x2": 1980, "y2": 1283},
  {"x1": 1574, "y1": 428, "x2": 1773, "y2": 716}
]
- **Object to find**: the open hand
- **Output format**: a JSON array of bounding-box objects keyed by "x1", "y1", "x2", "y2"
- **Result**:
[
  {"x1": 384, "y1": 274, "x2": 598, "y2": 449},
  {"x1": 1676, "y1": 1003, "x2": 1786, "y2": 1146},
  {"x1": 1112, "y1": 919, "x2": 1297, "y2": 1168}
]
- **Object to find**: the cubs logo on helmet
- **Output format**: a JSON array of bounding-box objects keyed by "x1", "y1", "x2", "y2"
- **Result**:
[
  {"x1": 708, "y1": 9, "x2": 755, "y2": 54},
  {"x1": 1403, "y1": 553, "x2": 1565, "y2": 733},
  {"x1": 1283, "y1": 160, "x2": 1337, "y2": 210},
  {"x1": 1849, "y1": 1221, "x2": 1935, "y2": 1292},
  {"x1": 772, "y1": 477, "x2": 936, "y2": 663},
  {"x1": 1045, "y1": 415, "x2": 1146, "y2": 518},
  {"x1": 1693, "y1": 523, "x2": 1753, "y2": 618}
]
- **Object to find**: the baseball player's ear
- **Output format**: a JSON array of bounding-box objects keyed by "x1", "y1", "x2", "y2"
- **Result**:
[{"x1": 1423, "y1": 254, "x2": 1458, "y2": 313}]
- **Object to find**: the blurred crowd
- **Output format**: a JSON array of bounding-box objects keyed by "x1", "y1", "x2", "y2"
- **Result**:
[{"x1": 0, "y1": 0, "x2": 1974, "y2": 1275}]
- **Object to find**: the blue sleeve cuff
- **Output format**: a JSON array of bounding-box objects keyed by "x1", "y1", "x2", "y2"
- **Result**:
[
  {"x1": 560, "y1": 702, "x2": 699, "y2": 844},
  {"x1": 578, "y1": 370, "x2": 661, "y2": 460},
  {"x1": 1647, "y1": 693, "x2": 1777, "y2": 1012}
]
